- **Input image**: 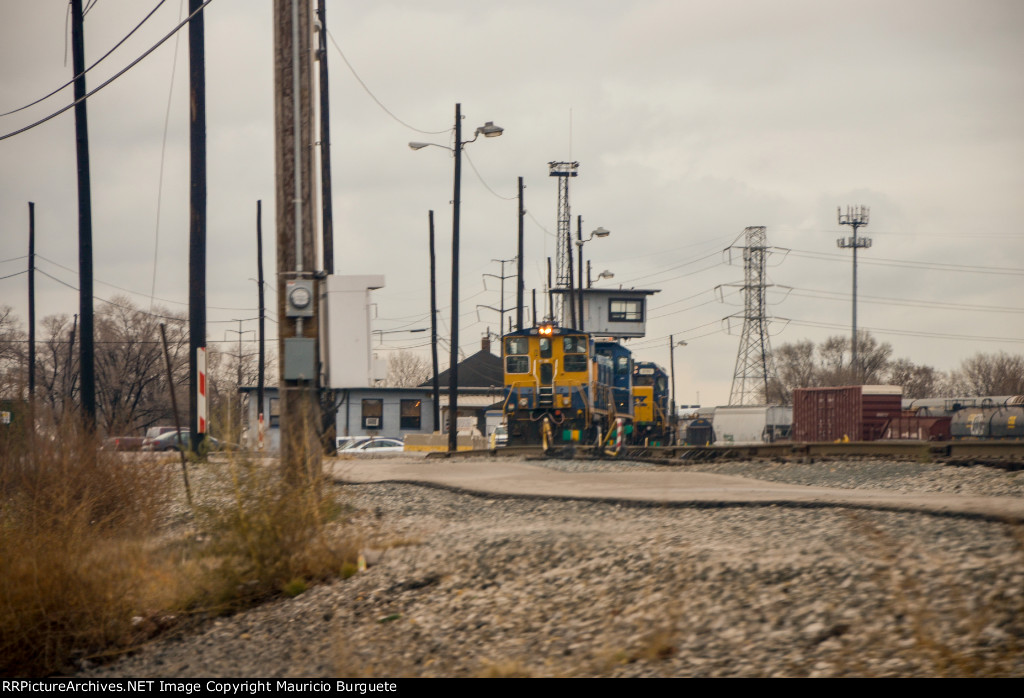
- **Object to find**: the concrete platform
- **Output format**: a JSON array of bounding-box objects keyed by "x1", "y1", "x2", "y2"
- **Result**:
[{"x1": 327, "y1": 456, "x2": 1024, "y2": 522}]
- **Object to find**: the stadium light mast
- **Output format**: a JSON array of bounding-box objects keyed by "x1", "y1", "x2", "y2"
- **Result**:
[{"x1": 837, "y1": 206, "x2": 871, "y2": 382}]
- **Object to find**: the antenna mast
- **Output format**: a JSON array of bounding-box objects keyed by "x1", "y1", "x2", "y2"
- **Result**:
[{"x1": 837, "y1": 205, "x2": 871, "y2": 381}]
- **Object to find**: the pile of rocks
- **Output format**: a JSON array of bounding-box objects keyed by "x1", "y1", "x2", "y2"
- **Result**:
[{"x1": 80, "y1": 458, "x2": 1024, "y2": 678}]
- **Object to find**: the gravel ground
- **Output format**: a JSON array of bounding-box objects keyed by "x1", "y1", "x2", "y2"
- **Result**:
[{"x1": 79, "y1": 457, "x2": 1024, "y2": 678}]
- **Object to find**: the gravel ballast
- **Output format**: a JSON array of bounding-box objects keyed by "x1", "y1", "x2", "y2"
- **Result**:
[{"x1": 79, "y1": 457, "x2": 1024, "y2": 678}]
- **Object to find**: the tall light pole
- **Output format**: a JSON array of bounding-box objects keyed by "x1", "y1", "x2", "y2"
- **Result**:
[
  {"x1": 410, "y1": 104, "x2": 503, "y2": 452},
  {"x1": 575, "y1": 224, "x2": 609, "y2": 331}
]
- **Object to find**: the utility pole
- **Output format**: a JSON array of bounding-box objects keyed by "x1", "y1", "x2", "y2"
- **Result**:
[
  {"x1": 27, "y1": 203, "x2": 35, "y2": 429},
  {"x1": 273, "y1": 0, "x2": 321, "y2": 478},
  {"x1": 315, "y1": 0, "x2": 334, "y2": 275},
  {"x1": 188, "y1": 0, "x2": 208, "y2": 449},
  {"x1": 226, "y1": 321, "x2": 255, "y2": 441},
  {"x1": 516, "y1": 177, "x2": 525, "y2": 330},
  {"x1": 70, "y1": 0, "x2": 95, "y2": 428},
  {"x1": 256, "y1": 200, "x2": 266, "y2": 446},
  {"x1": 482, "y1": 258, "x2": 515, "y2": 335},
  {"x1": 428, "y1": 210, "x2": 440, "y2": 433},
  {"x1": 837, "y1": 206, "x2": 871, "y2": 381}
]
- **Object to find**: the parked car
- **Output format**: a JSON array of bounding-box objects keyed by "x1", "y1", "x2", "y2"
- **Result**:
[
  {"x1": 335, "y1": 436, "x2": 362, "y2": 453},
  {"x1": 142, "y1": 425, "x2": 184, "y2": 451},
  {"x1": 102, "y1": 436, "x2": 145, "y2": 452},
  {"x1": 493, "y1": 425, "x2": 508, "y2": 447},
  {"x1": 340, "y1": 437, "x2": 405, "y2": 455},
  {"x1": 142, "y1": 430, "x2": 228, "y2": 453}
]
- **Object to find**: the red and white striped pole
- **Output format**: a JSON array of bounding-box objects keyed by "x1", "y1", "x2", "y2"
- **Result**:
[{"x1": 197, "y1": 346, "x2": 207, "y2": 433}]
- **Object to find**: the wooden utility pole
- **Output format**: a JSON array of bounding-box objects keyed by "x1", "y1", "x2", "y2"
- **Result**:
[
  {"x1": 70, "y1": 0, "x2": 95, "y2": 427},
  {"x1": 27, "y1": 203, "x2": 35, "y2": 430},
  {"x1": 516, "y1": 177, "x2": 524, "y2": 330},
  {"x1": 316, "y1": 0, "x2": 334, "y2": 275},
  {"x1": 188, "y1": 0, "x2": 208, "y2": 449},
  {"x1": 273, "y1": 0, "x2": 321, "y2": 478},
  {"x1": 256, "y1": 200, "x2": 266, "y2": 444},
  {"x1": 429, "y1": 211, "x2": 440, "y2": 432}
]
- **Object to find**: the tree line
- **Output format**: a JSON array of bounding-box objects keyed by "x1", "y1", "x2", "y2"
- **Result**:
[
  {"x1": 0, "y1": 298, "x2": 271, "y2": 437},
  {"x1": 765, "y1": 331, "x2": 1024, "y2": 404}
]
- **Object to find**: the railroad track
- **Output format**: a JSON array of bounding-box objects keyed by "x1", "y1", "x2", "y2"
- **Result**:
[{"x1": 427, "y1": 440, "x2": 1024, "y2": 470}]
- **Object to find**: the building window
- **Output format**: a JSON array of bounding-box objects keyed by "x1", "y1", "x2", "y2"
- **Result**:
[
  {"x1": 609, "y1": 298, "x2": 644, "y2": 322},
  {"x1": 269, "y1": 397, "x2": 281, "y2": 427},
  {"x1": 400, "y1": 399, "x2": 422, "y2": 430},
  {"x1": 362, "y1": 399, "x2": 383, "y2": 430}
]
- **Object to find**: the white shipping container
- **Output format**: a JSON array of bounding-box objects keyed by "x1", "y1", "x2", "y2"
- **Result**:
[{"x1": 712, "y1": 405, "x2": 793, "y2": 445}]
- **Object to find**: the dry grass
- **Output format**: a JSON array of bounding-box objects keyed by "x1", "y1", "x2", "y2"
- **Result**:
[
  {"x1": 0, "y1": 418, "x2": 174, "y2": 677},
  {"x1": 189, "y1": 456, "x2": 360, "y2": 610},
  {"x1": 0, "y1": 416, "x2": 359, "y2": 677}
]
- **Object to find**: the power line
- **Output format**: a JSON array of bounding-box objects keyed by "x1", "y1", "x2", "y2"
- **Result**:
[
  {"x1": 324, "y1": 29, "x2": 448, "y2": 136},
  {"x1": 463, "y1": 149, "x2": 516, "y2": 201},
  {"x1": 785, "y1": 286, "x2": 1024, "y2": 314},
  {"x1": 788, "y1": 248, "x2": 1024, "y2": 276},
  {"x1": 0, "y1": 0, "x2": 217, "y2": 142},
  {"x1": 784, "y1": 318, "x2": 1024, "y2": 344},
  {"x1": 0, "y1": 0, "x2": 168, "y2": 119}
]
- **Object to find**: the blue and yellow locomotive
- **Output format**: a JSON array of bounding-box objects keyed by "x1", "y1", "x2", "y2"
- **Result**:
[
  {"x1": 501, "y1": 324, "x2": 633, "y2": 446},
  {"x1": 631, "y1": 361, "x2": 672, "y2": 445}
]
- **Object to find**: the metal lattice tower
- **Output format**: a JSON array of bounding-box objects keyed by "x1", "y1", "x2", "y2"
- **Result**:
[
  {"x1": 837, "y1": 205, "x2": 871, "y2": 380},
  {"x1": 727, "y1": 226, "x2": 779, "y2": 405},
  {"x1": 549, "y1": 161, "x2": 578, "y2": 321}
]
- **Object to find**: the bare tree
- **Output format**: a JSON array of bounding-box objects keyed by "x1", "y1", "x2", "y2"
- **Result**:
[
  {"x1": 384, "y1": 350, "x2": 431, "y2": 388},
  {"x1": 886, "y1": 358, "x2": 943, "y2": 399},
  {"x1": 766, "y1": 332, "x2": 937, "y2": 403},
  {"x1": 948, "y1": 352, "x2": 1024, "y2": 396},
  {"x1": 0, "y1": 306, "x2": 26, "y2": 399}
]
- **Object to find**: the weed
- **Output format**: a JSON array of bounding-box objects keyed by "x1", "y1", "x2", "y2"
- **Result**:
[
  {"x1": 0, "y1": 417, "x2": 175, "y2": 677},
  {"x1": 189, "y1": 456, "x2": 359, "y2": 611}
]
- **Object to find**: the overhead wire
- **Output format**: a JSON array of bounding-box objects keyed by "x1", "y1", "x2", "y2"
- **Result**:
[
  {"x1": 0, "y1": 0, "x2": 168, "y2": 118},
  {"x1": 0, "y1": 0, "x2": 218, "y2": 142},
  {"x1": 150, "y1": 0, "x2": 185, "y2": 311},
  {"x1": 324, "y1": 29, "x2": 448, "y2": 136}
]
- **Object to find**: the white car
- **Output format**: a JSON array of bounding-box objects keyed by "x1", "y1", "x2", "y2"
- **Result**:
[{"x1": 341, "y1": 437, "x2": 405, "y2": 454}]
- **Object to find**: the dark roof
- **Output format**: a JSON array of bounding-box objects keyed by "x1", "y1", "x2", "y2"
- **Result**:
[{"x1": 422, "y1": 349, "x2": 503, "y2": 389}]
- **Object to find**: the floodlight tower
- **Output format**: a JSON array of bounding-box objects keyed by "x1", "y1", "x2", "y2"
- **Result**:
[
  {"x1": 726, "y1": 226, "x2": 779, "y2": 405},
  {"x1": 549, "y1": 161, "x2": 578, "y2": 323},
  {"x1": 837, "y1": 205, "x2": 871, "y2": 380}
]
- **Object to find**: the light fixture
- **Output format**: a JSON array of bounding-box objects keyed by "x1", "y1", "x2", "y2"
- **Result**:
[
  {"x1": 476, "y1": 121, "x2": 504, "y2": 138},
  {"x1": 408, "y1": 142, "x2": 430, "y2": 150}
]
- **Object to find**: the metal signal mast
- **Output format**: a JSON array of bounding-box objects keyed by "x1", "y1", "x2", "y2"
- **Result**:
[
  {"x1": 549, "y1": 161, "x2": 578, "y2": 322},
  {"x1": 837, "y1": 205, "x2": 871, "y2": 380},
  {"x1": 724, "y1": 226, "x2": 779, "y2": 405}
]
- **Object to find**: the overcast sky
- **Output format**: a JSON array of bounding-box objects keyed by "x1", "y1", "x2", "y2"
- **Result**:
[{"x1": 2, "y1": 0, "x2": 1022, "y2": 407}]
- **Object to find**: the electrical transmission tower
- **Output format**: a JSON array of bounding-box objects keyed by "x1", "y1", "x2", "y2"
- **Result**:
[
  {"x1": 549, "y1": 161, "x2": 578, "y2": 322},
  {"x1": 837, "y1": 205, "x2": 871, "y2": 380},
  {"x1": 724, "y1": 226, "x2": 779, "y2": 405}
]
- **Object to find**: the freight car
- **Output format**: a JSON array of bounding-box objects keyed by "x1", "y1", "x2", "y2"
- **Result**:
[
  {"x1": 949, "y1": 397, "x2": 1024, "y2": 439},
  {"x1": 501, "y1": 323, "x2": 632, "y2": 446}
]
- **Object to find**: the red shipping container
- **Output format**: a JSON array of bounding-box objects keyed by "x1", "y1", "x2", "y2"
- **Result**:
[{"x1": 792, "y1": 385, "x2": 902, "y2": 442}]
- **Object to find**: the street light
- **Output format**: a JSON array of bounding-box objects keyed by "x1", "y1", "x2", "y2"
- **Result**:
[
  {"x1": 669, "y1": 337, "x2": 687, "y2": 442},
  {"x1": 574, "y1": 224, "x2": 610, "y2": 331},
  {"x1": 410, "y1": 103, "x2": 504, "y2": 453}
]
